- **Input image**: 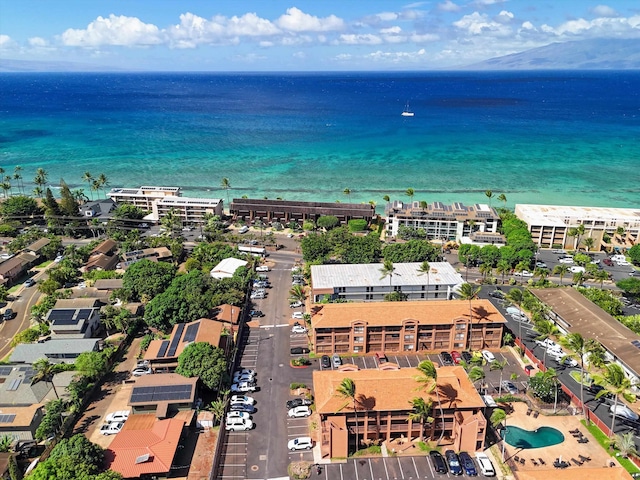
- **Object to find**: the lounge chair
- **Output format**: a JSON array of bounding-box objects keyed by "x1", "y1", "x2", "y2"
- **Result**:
[
  {"x1": 571, "y1": 458, "x2": 583, "y2": 466},
  {"x1": 531, "y1": 459, "x2": 539, "y2": 466},
  {"x1": 577, "y1": 437, "x2": 589, "y2": 443},
  {"x1": 526, "y1": 408, "x2": 532, "y2": 416},
  {"x1": 520, "y1": 458, "x2": 526, "y2": 465},
  {"x1": 578, "y1": 454, "x2": 591, "y2": 462},
  {"x1": 538, "y1": 458, "x2": 546, "y2": 465},
  {"x1": 514, "y1": 455, "x2": 520, "y2": 464},
  {"x1": 533, "y1": 411, "x2": 540, "y2": 418},
  {"x1": 569, "y1": 428, "x2": 580, "y2": 434}
]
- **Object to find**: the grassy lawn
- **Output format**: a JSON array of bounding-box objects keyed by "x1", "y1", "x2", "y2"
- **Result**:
[
  {"x1": 569, "y1": 370, "x2": 591, "y2": 386},
  {"x1": 581, "y1": 419, "x2": 640, "y2": 474},
  {"x1": 36, "y1": 260, "x2": 52, "y2": 268},
  {"x1": 8, "y1": 284, "x2": 20, "y2": 293}
]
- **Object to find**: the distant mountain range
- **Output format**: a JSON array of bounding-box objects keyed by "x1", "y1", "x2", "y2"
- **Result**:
[{"x1": 464, "y1": 38, "x2": 640, "y2": 70}]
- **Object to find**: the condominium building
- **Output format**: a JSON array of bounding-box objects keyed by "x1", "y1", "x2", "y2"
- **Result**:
[
  {"x1": 107, "y1": 186, "x2": 182, "y2": 211},
  {"x1": 385, "y1": 201, "x2": 502, "y2": 242},
  {"x1": 230, "y1": 198, "x2": 375, "y2": 225},
  {"x1": 314, "y1": 366, "x2": 487, "y2": 459},
  {"x1": 515, "y1": 204, "x2": 640, "y2": 250},
  {"x1": 311, "y1": 300, "x2": 506, "y2": 354},
  {"x1": 150, "y1": 196, "x2": 223, "y2": 224},
  {"x1": 310, "y1": 262, "x2": 464, "y2": 303}
]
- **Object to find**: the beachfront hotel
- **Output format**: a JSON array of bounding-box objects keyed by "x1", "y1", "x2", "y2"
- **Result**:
[
  {"x1": 313, "y1": 366, "x2": 487, "y2": 459},
  {"x1": 310, "y1": 262, "x2": 464, "y2": 303},
  {"x1": 384, "y1": 201, "x2": 503, "y2": 245},
  {"x1": 107, "y1": 186, "x2": 182, "y2": 211},
  {"x1": 311, "y1": 300, "x2": 506, "y2": 354},
  {"x1": 229, "y1": 198, "x2": 375, "y2": 226},
  {"x1": 515, "y1": 204, "x2": 640, "y2": 250}
]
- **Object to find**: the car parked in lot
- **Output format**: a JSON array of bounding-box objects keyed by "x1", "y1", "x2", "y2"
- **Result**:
[
  {"x1": 226, "y1": 417, "x2": 253, "y2": 431},
  {"x1": 226, "y1": 411, "x2": 250, "y2": 421},
  {"x1": 131, "y1": 365, "x2": 152, "y2": 376},
  {"x1": 535, "y1": 261, "x2": 547, "y2": 268},
  {"x1": 429, "y1": 450, "x2": 448, "y2": 473},
  {"x1": 106, "y1": 410, "x2": 130, "y2": 423},
  {"x1": 461, "y1": 351, "x2": 473, "y2": 363},
  {"x1": 289, "y1": 301, "x2": 304, "y2": 308},
  {"x1": 513, "y1": 270, "x2": 534, "y2": 277},
  {"x1": 610, "y1": 404, "x2": 639, "y2": 421},
  {"x1": 286, "y1": 398, "x2": 313, "y2": 409},
  {"x1": 445, "y1": 450, "x2": 462, "y2": 475},
  {"x1": 291, "y1": 311, "x2": 305, "y2": 320},
  {"x1": 332, "y1": 354, "x2": 342, "y2": 368},
  {"x1": 231, "y1": 382, "x2": 256, "y2": 393},
  {"x1": 481, "y1": 350, "x2": 496, "y2": 363},
  {"x1": 230, "y1": 395, "x2": 254, "y2": 405},
  {"x1": 501, "y1": 380, "x2": 519, "y2": 395},
  {"x1": 474, "y1": 452, "x2": 495, "y2": 476},
  {"x1": 256, "y1": 265, "x2": 269, "y2": 272},
  {"x1": 603, "y1": 258, "x2": 614, "y2": 266},
  {"x1": 558, "y1": 257, "x2": 574, "y2": 264},
  {"x1": 290, "y1": 347, "x2": 310, "y2": 355},
  {"x1": 291, "y1": 325, "x2": 307, "y2": 334},
  {"x1": 288, "y1": 406, "x2": 312, "y2": 418},
  {"x1": 320, "y1": 355, "x2": 331, "y2": 369},
  {"x1": 233, "y1": 372, "x2": 256, "y2": 383},
  {"x1": 100, "y1": 422, "x2": 124, "y2": 435},
  {"x1": 229, "y1": 403, "x2": 256, "y2": 414},
  {"x1": 569, "y1": 265, "x2": 585, "y2": 273},
  {"x1": 288, "y1": 436, "x2": 313, "y2": 451},
  {"x1": 440, "y1": 351, "x2": 454, "y2": 366},
  {"x1": 249, "y1": 310, "x2": 264, "y2": 317},
  {"x1": 458, "y1": 451, "x2": 477, "y2": 476},
  {"x1": 489, "y1": 289, "x2": 505, "y2": 299}
]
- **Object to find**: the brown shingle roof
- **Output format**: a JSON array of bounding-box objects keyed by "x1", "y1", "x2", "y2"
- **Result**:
[
  {"x1": 311, "y1": 300, "x2": 506, "y2": 328},
  {"x1": 26, "y1": 237, "x2": 51, "y2": 253},
  {"x1": 91, "y1": 239, "x2": 117, "y2": 255},
  {"x1": 94, "y1": 279, "x2": 124, "y2": 290},
  {"x1": 212, "y1": 304, "x2": 241, "y2": 324},
  {"x1": 313, "y1": 366, "x2": 484, "y2": 414},
  {"x1": 144, "y1": 318, "x2": 228, "y2": 361}
]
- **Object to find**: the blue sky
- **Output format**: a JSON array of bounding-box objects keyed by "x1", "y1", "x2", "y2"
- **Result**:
[{"x1": 1, "y1": 1, "x2": 639, "y2": 70}]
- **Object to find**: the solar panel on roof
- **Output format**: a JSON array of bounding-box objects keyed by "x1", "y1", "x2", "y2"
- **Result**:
[
  {"x1": 77, "y1": 309, "x2": 93, "y2": 320},
  {"x1": 7, "y1": 379, "x2": 21, "y2": 391},
  {"x1": 166, "y1": 323, "x2": 185, "y2": 357},
  {"x1": 135, "y1": 453, "x2": 150, "y2": 464},
  {"x1": 130, "y1": 384, "x2": 193, "y2": 403},
  {"x1": 0, "y1": 414, "x2": 16, "y2": 423},
  {"x1": 157, "y1": 340, "x2": 170, "y2": 358},
  {"x1": 183, "y1": 323, "x2": 200, "y2": 343},
  {"x1": 0, "y1": 366, "x2": 13, "y2": 376},
  {"x1": 49, "y1": 309, "x2": 80, "y2": 325}
]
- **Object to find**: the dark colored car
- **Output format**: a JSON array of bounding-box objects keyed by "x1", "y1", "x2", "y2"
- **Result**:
[
  {"x1": 445, "y1": 450, "x2": 462, "y2": 476},
  {"x1": 461, "y1": 351, "x2": 473, "y2": 363},
  {"x1": 290, "y1": 347, "x2": 310, "y2": 355},
  {"x1": 440, "y1": 351, "x2": 454, "y2": 366},
  {"x1": 3, "y1": 309, "x2": 13, "y2": 321},
  {"x1": 249, "y1": 310, "x2": 264, "y2": 317},
  {"x1": 459, "y1": 452, "x2": 478, "y2": 476},
  {"x1": 320, "y1": 355, "x2": 331, "y2": 369},
  {"x1": 286, "y1": 398, "x2": 313, "y2": 409},
  {"x1": 429, "y1": 451, "x2": 448, "y2": 474},
  {"x1": 603, "y1": 258, "x2": 614, "y2": 266},
  {"x1": 451, "y1": 351, "x2": 462, "y2": 365},
  {"x1": 229, "y1": 404, "x2": 256, "y2": 414},
  {"x1": 489, "y1": 289, "x2": 505, "y2": 299}
]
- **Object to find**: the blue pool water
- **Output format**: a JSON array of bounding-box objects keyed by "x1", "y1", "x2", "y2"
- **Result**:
[{"x1": 501, "y1": 426, "x2": 565, "y2": 449}]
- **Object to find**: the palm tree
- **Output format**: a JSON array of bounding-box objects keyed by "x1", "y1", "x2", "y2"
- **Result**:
[
  {"x1": 289, "y1": 284, "x2": 307, "y2": 304},
  {"x1": 553, "y1": 264, "x2": 570, "y2": 285},
  {"x1": 593, "y1": 269, "x2": 609, "y2": 288},
  {"x1": 573, "y1": 271, "x2": 586, "y2": 286},
  {"x1": 336, "y1": 378, "x2": 359, "y2": 452},
  {"x1": 407, "y1": 397, "x2": 434, "y2": 441},
  {"x1": 383, "y1": 194, "x2": 390, "y2": 203},
  {"x1": 0, "y1": 435, "x2": 12, "y2": 453},
  {"x1": 0, "y1": 180, "x2": 10, "y2": 199},
  {"x1": 514, "y1": 260, "x2": 529, "y2": 284},
  {"x1": 593, "y1": 363, "x2": 633, "y2": 438},
  {"x1": 405, "y1": 188, "x2": 415, "y2": 203},
  {"x1": 13, "y1": 165, "x2": 24, "y2": 194},
  {"x1": 534, "y1": 267, "x2": 549, "y2": 285},
  {"x1": 415, "y1": 360, "x2": 445, "y2": 444},
  {"x1": 468, "y1": 366, "x2": 486, "y2": 392},
  {"x1": 495, "y1": 260, "x2": 510, "y2": 284},
  {"x1": 31, "y1": 358, "x2": 59, "y2": 399},
  {"x1": 568, "y1": 224, "x2": 586, "y2": 251},
  {"x1": 560, "y1": 332, "x2": 590, "y2": 424},
  {"x1": 613, "y1": 432, "x2": 638, "y2": 459},
  {"x1": 417, "y1": 261, "x2": 431, "y2": 300},
  {"x1": 221, "y1": 177, "x2": 231, "y2": 205},
  {"x1": 32, "y1": 186, "x2": 43, "y2": 198},
  {"x1": 542, "y1": 367, "x2": 560, "y2": 413},
  {"x1": 97, "y1": 173, "x2": 109, "y2": 197},
  {"x1": 343, "y1": 188, "x2": 352, "y2": 201},
  {"x1": 379, "y1": 259, "x2": 396, "y2": 291},
  {"x1": 457, "y1": 283, "x2": 481, "y2": 350},
  {"x1": 583, "y1": 236, "x2": 595, "y2": 252},
  {"x1": 479, "y1": 262, "x2": 493, "y2": 280},
  {"x1": 209, "y1": 399, "x2": 226, "y2": 426},
  {"x1": 490, "y1": 360, "x2": 508, "y2": 396},
  {"x1": 497, "y1": 193, "x2": 507, "y2": 208},
  {"x1": 490, "y1": 408, "x2": 508, "y2": 461},
  {"x1": 82, "y1": 171, "x2": 93, "y2": 199},
  {"x1": 534, "y1": 320, "x2": 560, "y2": 366},
  {"x1": 485, "y1": 189, "x2": 493, "y2": 208}
]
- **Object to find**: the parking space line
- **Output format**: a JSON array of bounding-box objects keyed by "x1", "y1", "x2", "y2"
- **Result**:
[
  {"x1": 339, "y1": 463, "x2": 344, "y2": 480},
  {"x1": 368, "y1": 459, "x2": 375, "y2": 480},
  {"x1": 426, "y1": 457, "x2": 434, "y2": 477},
  {"x1": 382, "y1": 456, "x2": 390, "y2": 480},
  {"x1": 397, "y1": 456, "x2": 404, "y2": 479},
  {"x1": 411, "y1": 457, "x2": 419, "y2": 478},
  {"x1": 353, "y1": 460, "x2": 359, "y2": 480}
]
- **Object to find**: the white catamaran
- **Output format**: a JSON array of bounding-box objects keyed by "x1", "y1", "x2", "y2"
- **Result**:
[{"x1": 401, "y1": 102, "x2": 414, "y2": 117}]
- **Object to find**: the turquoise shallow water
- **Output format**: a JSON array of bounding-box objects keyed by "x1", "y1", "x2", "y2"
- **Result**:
[
  {"x1": 0, "y1": 71, "x2": 639, "y2": 209},
  {"x1": 502, "y1": 426, "x2": 565, "y2": 449}
]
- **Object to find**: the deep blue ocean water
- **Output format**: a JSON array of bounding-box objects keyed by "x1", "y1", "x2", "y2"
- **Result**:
[{"x1": 0, "y1": 71, "x2": 639, "y2": 209}]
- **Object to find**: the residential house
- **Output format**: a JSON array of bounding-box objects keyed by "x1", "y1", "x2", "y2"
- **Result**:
[
  {"x1": 46, "y1": 304, "x2": 101, "y2": 339},
  {"x1": 210, "y1": 258, "x2": 248, "y2": 279},
  {"x1": 79, "y1": 198, "x2": 117, "y2": 219},
  {"x1": 127, "y1": 374, "x2": 198, "y2": 418},
  {"x1": 10, "y1": 339, "x2": 100, "y2": 364},
  {"x1": 121, "y1": 247, "x2": 172, "y2": 268},
  {"x1": 144, "y1": 318, "x2": 233, "y2": 371},
  {"x1": 313, "y1": 366, "x2": 486, "y2": 459},
  {"x1": 312, "y1": 300, "x2": 506, "y2": 354},
  {"x1": 310, "y1": 262, "x2": 464, "y2": 303},
  {"x1": 85, "y1": 238, "x2": 119, "y2": 271},
  {"x1": 211, "y1": 303, "x2": 241, "y2": 325},
  {"x1": 0, "y1": 256, "x2": 28, "y2": 286},
  {"x1": 25, "y1": 238, "x2": 51, "y2": 258}
]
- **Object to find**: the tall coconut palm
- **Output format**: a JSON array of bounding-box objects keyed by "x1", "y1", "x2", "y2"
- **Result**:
[
  {"x1": 405, "y1": 188, "x2": 415, "y2": 203},
  {"x1": 221, "y1": 177, "x2": 231, "y2": 205},
  {"x1": 514, "y1": 260, "x2": 529, "y2": 284},
  {"x1": 534, "y1": 320, "x2": 560, "y2": 366},
  {"x1": 534, "y1": 267, "x2": 549, "y2": 285},
  {"x1": 97, "y1": 173, "x2": 109, "y2": 197},
  {"x1": 497, "y1": 193, "x2": 507, "y2": 208},
  {"x1": 495, "y1": 260, "x2": 511, "y2": 285},
  {"x1": 417, "y1": 261, "x2": 431, "y2": 300},
  {"x1": 82, "y1": 171, "x2": 94, "y2": 199},
  {"x1": 457, "y1": 283, "x2": 481, "y2": 350},
  {"x1": 593, "y1": 269, "x2": 609, "y2": 289},
  {"x1": 553, "y1": 264, "x2": 570, "y2": 285},
  {"x1": 468, "y1": 366, "x2": 486, "y2": 392},
  {"x1": 415, "y1": 360, "x2": 445, "y2": 444},
  {"x1": 289, "y1": 284, "x2": 307, "y2": 304},
  {"x1": 572, "y1": 271, "x2": 586, "y2": 286},
  {"x1": 336, "y1": 377, "x2": 359, "y2": 452},
  {"x1": 407, "y1": 397, "x2": 434, "y2": 441},
  {"x1": 31, "y1": 358, "x2": 59, "y2": 399},
  {"x1": 490, "y1": 408, "x2": 508, "y2": 461},
  {"x1": 560, "y1": 333, "x2": 590, "y2": 424},
  {"x1": 490, "y1": 360, "x2": 508, "y2": 396},
  {"x1": 568, "y1": 224, "x2": 586, "y2": 251},
  {"x1": 593, "y1": 363, "x2": 633, "y2": 438},
  {"x1": 343, "y1": 188, "x2": 352, "y2": 201},
  {"x1": 383, "y1": 194, "x2": 390, "y2": 203},
  {"x1": 583, "y1": 236, "x2": 595, "y2": 252},
  {"x1": 541, "y1": 367, "x2": 560, "y2": 413},
  {"x1": 379, "y1": 259, "x2": 396, "y2": 291},
  {"x1": 485, "y1": 189, "x2": 493, "y2": 207}
]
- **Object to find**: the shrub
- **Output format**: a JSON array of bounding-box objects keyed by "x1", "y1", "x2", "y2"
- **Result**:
[
  {"x1": 290, "y1": 382, "x2": 307, "y2": 390},
  {"x1": 348, "y1": 219, "x2": 368, "y2": 232}
]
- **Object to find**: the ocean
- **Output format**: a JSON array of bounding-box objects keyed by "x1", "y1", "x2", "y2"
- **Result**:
[{"x1": 0, "y1": 71, "x2": 639, "y2": 210}]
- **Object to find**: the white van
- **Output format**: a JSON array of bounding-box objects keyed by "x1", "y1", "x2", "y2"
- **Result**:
[
  {"x1": 475, "y1": 452, "x2": 496, "y2": 477},
  {"x1": 238, "y1": 226, "x2": 249, "y2": 234}
]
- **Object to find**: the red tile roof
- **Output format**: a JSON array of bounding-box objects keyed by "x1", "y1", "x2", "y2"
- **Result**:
[{"x1": 105, "y1": 414, "x2": 185, "y2": 479}]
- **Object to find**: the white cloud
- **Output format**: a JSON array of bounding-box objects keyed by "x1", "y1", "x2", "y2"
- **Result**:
[
  {"x1": 591, "y1": 5, "x2": 619, "y2": 18},
  {"x1": 259, "y1": 41, "x2": 274, "y2": 47},
  {"x1": 438, "y1": 0, "x2": 461, "y2": 13},
  {"x1": 276, "y1": 7, "x2": 344, "y2": 32},
  {"x1": 550, "y1": 15, "x2": 640, "y2": 38},
  {"x1": 453, "y1": 12, "x2": 513, "y2": 37},
  {"x1": 472, "y1": 0, "x2": 507, "y2": 5},
  {"x1": 364, "y1": 48, "x2": 427, "y2": 63},
  {"x1": 60, "y1": 14, "x2": 162, "y2": 47},
  {"x1": 376, "y1": 12, "x2": 399, "y2": 22},
  {"x1": 410, "y1": 33, "x2": 440, "y2": 42},
  {"x1": 0, "y1": 34, "x2": 14, "y2": 49},
  {"x1": 338, "y1": 33, "x2": 383, "y2": 45},
  {"x1": 495, "y1": 10, "x2": 515, "y2": 24},
  {"x1": 292, "y1": 51, "x2": 306, "y2": 59},
  {"x1": 380, "y1": 26, "x2": 402, "y2": 34},
  {"x1": 334, "y1": 53, "x2": 352, "y2": 61}
]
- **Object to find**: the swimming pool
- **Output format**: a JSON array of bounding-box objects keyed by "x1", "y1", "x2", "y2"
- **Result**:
[{"x1": 501, "y1": 426, "x2": 565, "y2": 449}]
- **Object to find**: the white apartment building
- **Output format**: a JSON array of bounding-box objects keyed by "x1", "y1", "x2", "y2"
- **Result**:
[
  {"x1": 385, "y1": 201, "x2": 501, "y2": 242},
  {"x1": 515, "y1": 204, "x2": 640, "y2": 250},
  {"x1": 107, "y1": 186, "x2": 182, "y2": 211},
  {"x1": 151, "y1": 196, "x2": 224, "y2": 225}
]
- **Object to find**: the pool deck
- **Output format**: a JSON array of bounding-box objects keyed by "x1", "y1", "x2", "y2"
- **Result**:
[{"x1": 502, "y1": 402, "x2": 632, "y2": 480}]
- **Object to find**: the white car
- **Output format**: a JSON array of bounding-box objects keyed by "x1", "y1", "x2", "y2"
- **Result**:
[
  {"x1": 514, "y1": 270, "x2": 533, "y2": 277},
  {"x1": 551, "y1": 353, "x2": 578, "y2": 367},
  {"x1": 233, "y1": 373, "x2": 256, "y2": 383},
  {"x1": 226, "y1": 411, "x2": 250, "y2": 421},
  {"x1": 105, "y1": 410, "x2": 130, "y2": 423},
  {"x1": 291, "y1": 325, "x2": 307, "y2": 334},
  {"x1": 230, "y1": 395, "x2": 254, "y2": 405},
  {"x1": 569, "y1": 266, "x2": 585, "y2": 273},
  {"x1": 132, "y1": 366, "x2": 152, "y2": 376},
  {"x1": 54, "y1": 255, "x2": 64, "y2": 263},
  {"x1": 481, "y1": 350, "x2": 496, "y2": 363},
  {"x1": 617, "y1": 261, "x2": 631, "y2": 266},
  {"x1": 290, "y1": 301, "x2": 304, "y2": 308},
  {"x1": 474, "y1": 452, "x2": 495, "y2": 477},
  {"x1": 288, "y1": 406, "x2": 312, "y2": 418},
  {"x1": 231, "y1": 382, "x2": 256, "y2": 393},
  {"x1": 288, "y1": 436, "x2": 313, "y2": 451},
  {"x1": 256, "y1": 266, "x2": 269, "y2": 272},
  {"x1": 559, "y1": 257, "x2": 574, "y2": 264},
  {"x1": 292, "y1": 312, "x2": 304, "y2": 320},
  {"x1": 235, "y1": 369, "x2": 256, "y2": 377},
  {"x1": 610, "y1": 404, "x2": 639, "y2": 421},
  {"x1": 225, "y1": 417, "x2": 253, "y2": 431},
  {"x1": 100, "y1": 421, "x2": 124, "y2": 435}
]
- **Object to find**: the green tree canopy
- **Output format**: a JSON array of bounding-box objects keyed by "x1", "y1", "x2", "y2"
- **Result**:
[
  {"x1": 0, "y1": 194, "x2": 41, "y2": 219},
  {"x1": 616, "y1": 277, "x2": 640, "y2": 296},
  {"x1": 113, "y1": 203, "x2": 148, "y2": 220},
  {"x1": 628, "y1": 244, "x2": 640, "y2": 265},
  {"x1": 382, "y1": 240, "x2": 440, "y2": 263},
  {"x1": 348, "y1": 219, "x2": 368, "y2": 232},
  {"x1": 120, "y1": 259, "x2": 176, "y2": 302},
  {"x1": 74, "y1": 350, "x2": 109, "y2": 381},
  {"x1": 317, "y1": 215, "x2": 340, "y2": 230},
  {"x1": 176, "y1": 342, "x2": 228, "y2": 390}
]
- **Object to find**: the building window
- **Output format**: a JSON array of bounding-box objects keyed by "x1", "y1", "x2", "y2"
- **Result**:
[
  {"x1": 354, "y1": 326, "x2": 364, "y2": 334},
  {"x1": 337, "y1": 287, "x2": 346, "y2": 293},
  {"x1": 365, "y1": 294, "x2": 374, "y2": 300},
  {"x1": 354, "y1": 336, "x2": 364, "y2": 343},
  {"x1": 455, "y1": 333, "x2": 465, "y2": 340},
  {"x1": 354, "y1": 346, "x2": 361, "y2": 352},
  {"x1": 404, "y1": 335, "x2": 414, "y2": 342},
  {"x1": 455, "y1": 324, "x2": 466, "y2": 330},
  {"x1": 404, "y1": 344, "x2": 415, "y2": 351},
  {"x1": 366, "y1": 286, "x2": 373, "y2": 292}
]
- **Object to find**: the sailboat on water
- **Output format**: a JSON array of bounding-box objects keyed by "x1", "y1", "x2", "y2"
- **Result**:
[{"x1": 401, "y1": 101, "x2": 414, "y2": 117}]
